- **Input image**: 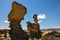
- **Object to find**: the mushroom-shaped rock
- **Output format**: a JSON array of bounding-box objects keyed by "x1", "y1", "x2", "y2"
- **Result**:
[{"x1": 8, "y1": 1, "x2": 27, "y2": 22}]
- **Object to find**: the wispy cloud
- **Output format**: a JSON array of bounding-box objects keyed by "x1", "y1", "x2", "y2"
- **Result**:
[
  {"x1": 53, "y1": 26, "x2": 60, "y2": 28},
  {"x1": 38, "y1": 20, "x2": 42, "y2": 23},
  {"x1": 0, "y1": 27, "x2": 10, "y2": 30},
  {"x1": 4, "y1": 20, "x2": 10, "y2": 23},
  {"x1": 37, "y1": 14, "x2": 46, "y2": 23},
  {"x1": 37, "y1": 14, "x2": 46, "y2": 20}
]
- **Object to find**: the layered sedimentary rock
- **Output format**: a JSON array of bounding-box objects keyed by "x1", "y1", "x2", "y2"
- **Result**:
[{"x1": 8, "y1": 1, "x2": 29, "y2": 40}]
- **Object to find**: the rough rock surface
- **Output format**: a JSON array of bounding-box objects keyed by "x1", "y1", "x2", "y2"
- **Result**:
[
  {"x1": 40, "y1": 31, "x2": 60, "y2": 40},
  {"x1": 8, "y1": 1, "x2": 29, "y2": 40}
]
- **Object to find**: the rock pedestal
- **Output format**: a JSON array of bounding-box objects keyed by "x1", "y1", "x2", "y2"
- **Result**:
[
  {"x1": 8, "y1": 1, "x2": 29, "y2": 40},
  {"x1": 26, "y1": 14, "x2": 41, "y2": 40}
]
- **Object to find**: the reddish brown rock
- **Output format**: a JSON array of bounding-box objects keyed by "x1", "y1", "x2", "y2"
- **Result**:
[
  {"x1": 8, "y1": 1, "x2": 27, "y2": 22},
  {"x1": 26, "y1": 14, "x2": 42, "y2": 40},
  {"x1": 8, "y1": 1, "x2": 29, "y2": 40}
]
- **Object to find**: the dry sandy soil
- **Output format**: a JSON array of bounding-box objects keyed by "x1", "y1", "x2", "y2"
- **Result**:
[{"x1": 0, "y1": 31, "x2": 60, "y2": 40}]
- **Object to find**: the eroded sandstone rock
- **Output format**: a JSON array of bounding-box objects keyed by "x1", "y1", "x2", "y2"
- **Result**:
[
  {"x1": 8, "y1": 1, "x2": 29, "y2": 40},
  {"x1": 26, "y1": 14, "x2": 42, "y2": 40}
]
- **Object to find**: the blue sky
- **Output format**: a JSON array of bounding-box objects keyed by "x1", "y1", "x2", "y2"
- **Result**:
[{"x1": 0, "y1": 0, "x2": 60, "y2": 29}]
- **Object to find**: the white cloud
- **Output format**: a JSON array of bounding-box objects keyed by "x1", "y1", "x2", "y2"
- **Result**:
[
  {"x1": 23, "y1": 27, "x2": 27, "y2": 29},
  {"x1": 4, "y1": 20, "x2": 10, "y2": 23},
  {"x1": 37, "y1": 14, "x2": 46, "y2": 20},
  {"x1": 38, "y1": 20, "x2": 42, "y2": 23},
  {"x1": 0, "y1": 27, "x2": 10, "y2": 30},
  {"x1": 37, "y1": 14, "x2": 46, "y2": 23}
]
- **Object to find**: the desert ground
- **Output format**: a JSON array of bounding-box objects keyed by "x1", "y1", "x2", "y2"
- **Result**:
[{"x1": 0, "y1": 31, "x2": 60, "y2": 40}]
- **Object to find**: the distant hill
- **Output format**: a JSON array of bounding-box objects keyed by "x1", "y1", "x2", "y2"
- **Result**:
[
  {"x1": 41, "y1": 28, "x2": 60, "y2": 32},
  {"x1": 24, "y1": 28, "x2": 60, "y2": 32},
  {"x1": 0, "y1": 28, "x2": 60, "y2": 33}
]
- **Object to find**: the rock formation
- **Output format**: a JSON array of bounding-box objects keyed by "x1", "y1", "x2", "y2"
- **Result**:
[
  {"x1": 26, "y1": 14, "x2": 41, "y2": 40},
  {"x1": 8, "y1": 1, "x2": 29, "y2": 40},
  {"x1": 41, "y1": 31, "x2": 60, "y2": 40}
]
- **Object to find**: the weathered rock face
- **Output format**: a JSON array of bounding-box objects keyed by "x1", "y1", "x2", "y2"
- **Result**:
[
  {"x1": 33, "y1": 14, "x2": 38, "y2": 24},
  {"x1": 8, "y1": 1, "x2": 27, "y2": 22},
  {"x1": 26, "y1": 14, "x2": 41, "y2": 40},
  {"x1": 8, "y1": 1, "x2": 29, "y2": 40}
]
